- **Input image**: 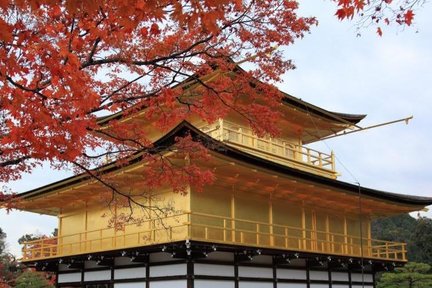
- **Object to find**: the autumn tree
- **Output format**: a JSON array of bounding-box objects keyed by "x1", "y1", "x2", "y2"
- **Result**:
[
  {"x1": 0, "y1": 228, "x2": 21, "y2": 287},
  {"x1": 14, "y1": 271, "x2": 54, "y2": 288},
  {"x1": 0, "y1": 0, "x2": 425, "y2": 215}
]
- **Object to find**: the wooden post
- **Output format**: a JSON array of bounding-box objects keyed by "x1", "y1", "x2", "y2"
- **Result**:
[
  {"x1": 325, "y1": 215, "x2": 330, "y2": 252},
  {"x1": 223, "y1": 219, "x2": 227, "y2": 242},
  {"x1": 231, "y1": 193, "x2": 236, "y2": 242},
  {"x1": 343, "y1": 216, "x2": 348, "y2": 254},
  {"x1": 367, "y1": 220, "x2": 372, "y2": 257},
  {"x1": 269, "y1": 198, "x2": 274, "y2": 246},
  {"x1": 301, "y1": 207, "x2": 307, "y2": 250}
]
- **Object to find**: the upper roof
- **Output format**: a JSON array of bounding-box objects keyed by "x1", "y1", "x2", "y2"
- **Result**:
[
  {"x1": 95, "y1": 66, "x2": 366, "y2": 144},
  {"x1": 17, "y1": 121, "x2": 432, "y2": 211}
]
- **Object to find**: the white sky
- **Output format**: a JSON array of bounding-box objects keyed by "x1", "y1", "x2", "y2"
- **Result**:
[{"x1": 1, "y1": 1, "x2": 431, "y2": 257}]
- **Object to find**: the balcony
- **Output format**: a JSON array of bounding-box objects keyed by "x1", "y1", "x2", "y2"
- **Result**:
[
  {"x1": 202, "y1": 120, "x2": 337, "y2": 178},
  {"x1": 21, "y1": 212, "x2": 406, "y2": 262}
]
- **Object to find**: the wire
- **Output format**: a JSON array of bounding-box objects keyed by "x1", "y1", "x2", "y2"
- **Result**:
[{"x1": 303, "y1": 106, "x2": 366, "y2": 287}]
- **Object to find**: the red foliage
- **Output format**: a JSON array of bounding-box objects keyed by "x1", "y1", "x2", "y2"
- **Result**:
[
  {"x1": 0, "y1": 0, "x2": 423, "y2": 204},
  {"x1": 0, "y1": 1, "x2": 316, "y2": 194},
  {"x1": 334, "y1": 0, "x2": 420, "y2": 34}
]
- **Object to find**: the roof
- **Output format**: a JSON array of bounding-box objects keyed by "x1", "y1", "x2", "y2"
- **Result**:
[{"x1": 18, "y1": 121, "x2": 432, "y2": 208}]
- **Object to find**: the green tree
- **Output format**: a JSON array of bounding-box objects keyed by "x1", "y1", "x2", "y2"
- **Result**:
[
  {"x1": 411, "y1": 218, "x2": 432, "y2": 264},
  {"x1": 15, "y1": 271, "x2": 53, "y2": 288},
  {"x1": 377, "y1": 262, "x2": 432, "y2": 288},
  {"x1": 372, "y1": 215, "x2": 432, "y2": 264}
]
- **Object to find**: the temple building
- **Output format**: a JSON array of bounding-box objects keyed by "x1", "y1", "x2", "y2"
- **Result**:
[{"x1": 12, "y1": 72, "x2": 432, "y2": 288}]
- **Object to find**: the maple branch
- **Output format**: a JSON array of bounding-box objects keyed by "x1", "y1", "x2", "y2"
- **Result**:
[
  {"x1": 80, "y1": 34, "x2": 214, "y2": 69},
  {"x1": 0, "y1": 155, "x2": 30, "y2": 167}
]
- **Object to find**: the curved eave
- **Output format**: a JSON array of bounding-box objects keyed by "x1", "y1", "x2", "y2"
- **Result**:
[
  {"x1": 281, "y1": 92, "x2": 366, "y2": 125},
  {"x1": 17, "y1": 121, "x2": 431, "y2": 208}
]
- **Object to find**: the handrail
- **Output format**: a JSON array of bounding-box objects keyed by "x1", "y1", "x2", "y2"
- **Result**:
[
  {"x1": 21, "y1": 212, "x2": 406, "y2": 262},
  {"x1": 189, "y1": 211, "x2": 403, "y2": 247},
  {"x1": 203, "y1": 120, "x2": 336, "y2": 174}
]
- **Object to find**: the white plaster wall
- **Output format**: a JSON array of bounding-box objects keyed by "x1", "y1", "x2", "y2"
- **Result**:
[
  {"x1": 351, "y1": 273, "x2": 373, "y2": 282},
  {"x1": 278, "y1": 284, "x2": 307, "y2": 288},
  {"x1": 57, "y1": 272, "x2": 81, "y2": 283},
  {"x1": 333, "y1": 285, "x2": 350, "y2": 288},
  {"x1": 149, "y1": 263, "x2": 186, "y2": 277},
  {"x1": 114, "y1": 266, "x2": 147, "y2": 279},
  {"x1": 277, "y1": 269, "x2": 307, "y2": 280},
  {"x1": 150, "y1": 280, "x2": 187, "y2": 288},
  {"x1": 310, "y1": 285, "x2": 329, "y2": 288},
  {"x1": 194, "y1": 263, "x2": 234, "y2": 277},
  {"x1": 114, "y1": 282, "x2": 146, "y2": 288},
  {"x1": 309, "y1": 270, "x2": 328, "y2": 281},
  {"x1": 238, "y1": 266, "x2": 273, "y2": 278},
  {"x1": 332, "y1": 272, "x2": 349, "y2": 281},
  {"x1": 195, "y1": 280, "x2": 235, "y2": 288},
  {"x1": 239, "y1": 281, "x2": 273, "y2": 288},
  {"x1": 84, "y1": 270, "x2": 111, "y2": 281}
]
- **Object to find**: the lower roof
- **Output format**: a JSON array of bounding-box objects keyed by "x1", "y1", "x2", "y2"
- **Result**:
[{"x1": 16, "y1": 121, "x2": 432, "y2": 209}]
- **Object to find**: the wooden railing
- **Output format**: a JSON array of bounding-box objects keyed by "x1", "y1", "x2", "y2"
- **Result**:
[
  {"x1": 202, "y1": 120, "x2": 336, "y2": 178},
  {"x1": 21, "y1": 212, "x2": 406, "y2": 262}
]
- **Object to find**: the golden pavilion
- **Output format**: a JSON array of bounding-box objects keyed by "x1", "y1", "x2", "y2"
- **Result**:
[{"x1": 13, "y1": 71, "x2": 432, "y2": 288}]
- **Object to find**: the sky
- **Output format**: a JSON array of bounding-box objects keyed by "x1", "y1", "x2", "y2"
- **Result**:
[{"x1": 1, "y1": 1, "x2": 432, "y2": 257}]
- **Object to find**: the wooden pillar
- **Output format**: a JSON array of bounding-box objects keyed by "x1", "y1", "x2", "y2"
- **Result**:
[
  {"x1": 269, "y1": 196, "x2": 274, "y2": 246},
  {"x1": 343, "y1": 216, "x2": 348, "y2": 254},
  {"x1": 325, "y1": 215, "x2": 330, "y2": 252},
  {"x1": 367, "y1": 220, "x2": 372, "y2": 257},
  {"x1": 311, "y1": 210, "x2": 317, "y2": 251},
  {"x1": 231, "y1": 193, "x2": 236, "y2": 242},
  {"x1": 328, "y1": 264, "x2": 332, "y2": 288},
  {"x1": 306, "y1": 259, "x2": 311, "y2": 288},
  {"x1": 301, "y1": 207, "x2": 307, "y2": 250}
]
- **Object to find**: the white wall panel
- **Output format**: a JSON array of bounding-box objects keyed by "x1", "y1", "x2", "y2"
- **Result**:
[
  {"x1": 84, "y1": 270, "x2": 111, "y2": 281},
  {"x1": 333, "y1": 285, "x2": 350, "y2": 288},
  {"x1": 278, "y1": 284, "x2": 307, "y2": 288},
  {"x1": 353, "y1": 286, "x2": 373, "y2": 288},
  {"x1": 277, "y1": 269, "x2": 307, "y2": 280},
  {"x1": 238, "y1": 266, "x2": 273, "y2": 278},
  {"x1": 58, "y1": 272, "x2": 81, "y2": 283},
  {"x1": 309, "y1": 271, "x2": 328, "y2": 281},
  {"x1": 114, "y1": 266, "x2": 147, "y2": 279},
  {"x1": 195, "y1": 280, "x2": 235, "y2": 288},
  {"x1": 239, "y1": 281, "x2": 273, "y2": 288},
  {"x1": 150, "y1": 280, "x2": 187, "y2": 288},
  {"x1": 332, "y1": 272, "x2": 349, "y2": 281},
  {"x1": 194, "y1": 263, "x2": 234, "y2": 277},
  {"x1": 310, "y1": 285, "x2": 329, "y2": 288},
  {"x1": 115, "y1": 282, "x2": 145, "y2": 288},
  {"x1": 351, "y1": 273, "x2": 373, "y2": 282},
  {"x1": 150, "y1": 263, "x2": 186, "y2": 277}
]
